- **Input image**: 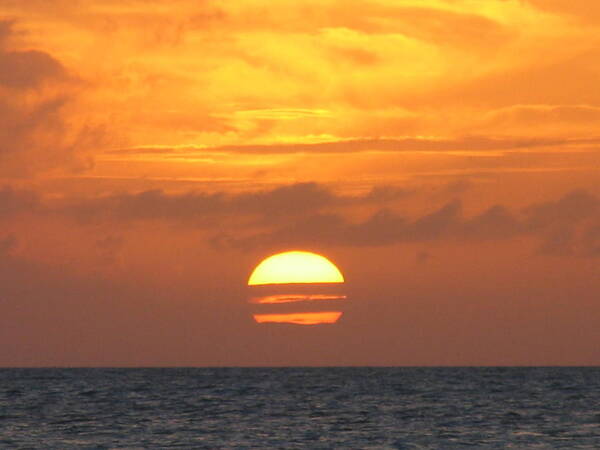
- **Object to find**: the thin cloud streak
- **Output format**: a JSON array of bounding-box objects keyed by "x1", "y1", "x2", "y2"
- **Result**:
[{"x1": 108, "y1": 136, "x2": 594, "y2": 157}]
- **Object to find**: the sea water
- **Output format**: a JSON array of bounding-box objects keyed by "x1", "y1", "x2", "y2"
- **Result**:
[{"x1": 1, "y1": 367, "x2": 599, "y2": 448}]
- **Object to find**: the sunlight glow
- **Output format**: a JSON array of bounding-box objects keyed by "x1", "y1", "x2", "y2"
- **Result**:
[
  {"x1": 248, "y1": 251, "x2": 344, "y2": 286},
  {"x1": 250, "y1": 294, "x2": 347, "y2": 304},
  {"x1": 253, "y1": 311, "x2": 343, "y2": 325}
]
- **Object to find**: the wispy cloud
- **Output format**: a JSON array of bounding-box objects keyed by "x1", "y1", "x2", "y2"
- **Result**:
[{"x1": 108, "y1": 136, "x2": 591, "y2": 157}]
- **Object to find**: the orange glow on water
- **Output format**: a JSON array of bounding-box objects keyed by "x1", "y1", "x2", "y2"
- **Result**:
[
  {"x1": 253, "y1": 311, "x2": 343, "y2": 325},
  {"x1": 250, "y1": 294, "x2": 347, "y2": 304}
]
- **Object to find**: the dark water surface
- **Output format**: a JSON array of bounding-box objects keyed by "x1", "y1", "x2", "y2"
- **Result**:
[{"x1": 1, "y1": 367, "x2": 600, "y2": 448}]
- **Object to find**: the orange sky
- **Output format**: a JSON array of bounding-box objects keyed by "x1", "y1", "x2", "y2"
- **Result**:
[{"x1": 1, "y1": 0, "x2": 600, "y2": 366}]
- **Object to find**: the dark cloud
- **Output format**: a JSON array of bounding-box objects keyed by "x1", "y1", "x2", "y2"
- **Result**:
[
  {"x1": 214, "y1": 190, "x2": 600, "y2": 257},
  {"x1": 411, "y1": 201, "x2": 461, "y2": 240},
  {"x1": 65, "y1": 183, "x2": 332, "y2": 223},
  {"x1": 4, "y1": 182, "x2": 600, "y2": 257},
  {"x1": 214, "y1": 201, "x2": 466, "y2": 249},
  {"x1": 61, "y1": 182, "x2": 409, "y2": 223},
  {"x1": 524, "y1": 190, "x2": 600, "y2": 230},
  {"x1": 461, "y1": 205, "x2": 521, "y2": 240},
  {"x1": 537, "y1": 222, "x2": 600, "y2": 258},
  {"x1": 0, "y1": 20, "x2": 102, "y2": 177},
  {"x1": 0, "y1": 95, "x2": 68, "y2": 155},
  {"x1": 532, "y1": 192, "x2": 600, "y2": 257},
  {"x1": 0, "y1": 20, "x2": 67, "y2": 89},
  {"x1": 237, "y1": 183, "x2": 335, "y2": 217},
  {"x1": 0, "y1": 50, "x2": 66, "y2": 89}
]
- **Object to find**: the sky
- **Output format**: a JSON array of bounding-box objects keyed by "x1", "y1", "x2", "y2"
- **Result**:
[{"x1": 1, "y1": 0, "x2": 600, "y2": 366}]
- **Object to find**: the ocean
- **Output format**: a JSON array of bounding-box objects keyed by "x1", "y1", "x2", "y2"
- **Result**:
[{"x1": 1, "y1": 367, "x2": 599, "y2": 448}]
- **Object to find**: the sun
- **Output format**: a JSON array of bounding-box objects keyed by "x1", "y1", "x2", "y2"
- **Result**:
[
  {"x1": 248, "y1": 251, "x2": 344, "y2": 286},
  {"x1": 247, "y1": 250, "x2": 346, "y2": 325}
]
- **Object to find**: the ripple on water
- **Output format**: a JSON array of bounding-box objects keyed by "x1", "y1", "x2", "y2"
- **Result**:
[{"x1": 1, "y1": 367, "x2": 600, "y2": 448}]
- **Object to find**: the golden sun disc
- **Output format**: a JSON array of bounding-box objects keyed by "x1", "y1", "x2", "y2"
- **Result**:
[
  {"x1": 247, "y1": 251, "x2": 344, "y2": 286},
  {"x1": 247, "y1": 250, "x2": 346, "y2": 325}
]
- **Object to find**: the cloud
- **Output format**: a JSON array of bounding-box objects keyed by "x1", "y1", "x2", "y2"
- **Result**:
[
  {"x1": 422, "y1": 47, "x2": 600, "y2": 109},
  {"x1": 524, "y1": 190, "x2": 600, "y2": 229},
  {"x1": 538, "y1": 223, "x2": 600, "y2": 258},
  {"x1": 2, "y1": 0, "x2": 594, "y2": 162},
  {"x1": 2, "y1": 0, "x2": 592, "y2": 162},
  {"x1": 0, "y1": 20, "x2": 103, "y2": 177},
  {"x1": 461, "y1": 205, "x2": 520, "y2": 240},
  {"x1": 0, "y1": 19, "x2": 67, "y2": 89},
  {"x1": 213, "y1": 201, "x2": 472, "y2": 249},
  {"x1": 114, "y1": 136, "x2": 576, "y2": 157},
  {"x1": 477, "y1": 105, "x2": 600, "y2": 136},
  {"x1": 0, "y1": 50, "x2": 66, "y2": 89},
  {"x1": 0, "y1": 17, "x2": 13, "y2": 42},
  {"x1": 525, "y1": 191, "x2": 600, "y2": 257},
  {"x1": 371, "y1": 5, "x2": 511, "y2": 49},
  {"x1": 61, "y1": 182, "x2": 410, "y2": 223},
  {"x1": 1, "y1": 0, "x2": 509, "y2": 48},
  {"x1": 486, "y1": 104, "x2": 600, "y2": 125},
  {"x1": 6, "y1": 182, "x2": 600, "y2": 257},
  {"x1": 525, "y1": 0, "x2": 600, "y2": 24},
  {"x1": 4, "y1": 182, "x2": 600, "y2": 257},
  {"x1": 214, "y1": 190, "x2": 600, "y2": 257}
]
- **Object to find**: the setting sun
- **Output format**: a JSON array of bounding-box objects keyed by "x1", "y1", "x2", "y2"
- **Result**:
[
  {"x1": 247, "y1": 251, "x2": 346, "y2": 325},
  {"x1": 248, "y1": 251, "x2": 344, "y2": 286}
]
